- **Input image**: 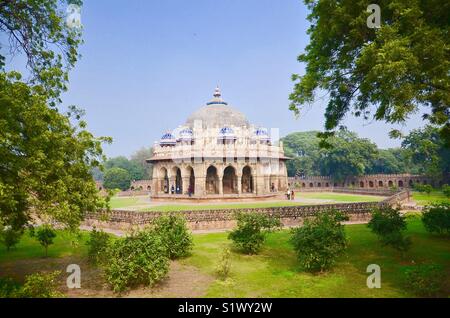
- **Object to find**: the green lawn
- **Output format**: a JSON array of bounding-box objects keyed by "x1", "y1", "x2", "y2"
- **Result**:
[
  {"x1": 182, "y1": 216, "x2": 450, "y2": 297},
  {"x1": 139, "y1": 201, "x2": 308, "y2": 212},
  {"x1": 1, "y1": 217, "x2": 449, "y2": 297},
  {"x1": 411, "y1": 191, "x2": 449, "y2": 206},
  {"x1": 110, "y1": 196, "x2": 143, "y2": 209},
  {"x1": 0, "y1": 230, "x2": 89, "y2": 263},
  {"x1": 296, "y1": 192, "x2": 383, "y2": 202}
]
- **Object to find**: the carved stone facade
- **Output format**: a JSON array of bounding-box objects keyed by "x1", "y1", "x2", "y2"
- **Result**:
[{"x1": 147, "y1": 88, "x2": 289, "y2": 200}]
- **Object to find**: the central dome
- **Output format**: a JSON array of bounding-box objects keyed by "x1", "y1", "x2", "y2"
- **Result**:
[{"x1": 186, "y1": 87, "x2": 249, "y2": 128}]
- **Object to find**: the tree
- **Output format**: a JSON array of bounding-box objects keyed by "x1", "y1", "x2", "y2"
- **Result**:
[
  {"x1": 290, "y1": 210, "x2": 348, "y2": 272},
  {"x1": 0, "y1": 223, "x2": 22, "y2": 251},
  {"x1": 367, "y1": 207, "x2": 411, "y2": 252},
  {"x1": 0, "y1": 1, "x2": 111, "y2": 232},
  {"x1": 30, "y1": 224, "x2": 57, "y2": 257},
  {"x1": 401, "y1": 125, "x2": 450, "y2": 177},
  {"x1": 0, "y1": 72, "x2": 110, "y2": 231},
  {"x1": 0, "y1": 0, "x2": 83, "y2": 104},
  {"x1": 228, "y1": 212, "x2": 281, "y2": 254},
  {"x1": 105, "y1": 156, "x2": 145, "y2": 181},
  {"x1": 130, "y1": 147, "x2": 153, "y2": 179},
  {"x1": 319, "y1": 129, "x2": 378, "y2": 181},
  {"x1": 152, "y1": 214, "x2": 193, "y2": 259},
  {"x1": 104, "y1": 228, "x2": 169, "y2": 293},
  {"x1": 282, "y1": 131, "x2": 322, "y2": 176},
  {"x1": 103, "y1": 167, "x2": 131, "y2": 191},
  {"x1": 421, "y1": 203, "x2": 450, "y2": 235},
  {"x1": 290, "y1": 0, "x2": 450, "y2": 147}
]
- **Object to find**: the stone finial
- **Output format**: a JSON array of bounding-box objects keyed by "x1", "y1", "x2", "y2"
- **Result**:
[{"x1": 213, "y1": 86, "x2": 221, "y2": 98}]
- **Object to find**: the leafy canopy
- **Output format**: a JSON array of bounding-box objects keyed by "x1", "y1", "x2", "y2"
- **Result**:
[
  {"x1": 290, "y1": 210, "x2": 348, "y2": 272},
  {"x1": 290, "y1": 0, "x2": 450, "y2": 146}
]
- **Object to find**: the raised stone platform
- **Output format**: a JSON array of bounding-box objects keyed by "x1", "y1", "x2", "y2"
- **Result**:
[{"x1": 150, "y1": 192, "x2": 283, "y2": 203}]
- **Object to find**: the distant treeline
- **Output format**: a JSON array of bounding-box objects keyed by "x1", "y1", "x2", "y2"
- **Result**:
[{"x1": 281, "y1": 126, "x2": 449, "y2": 181}]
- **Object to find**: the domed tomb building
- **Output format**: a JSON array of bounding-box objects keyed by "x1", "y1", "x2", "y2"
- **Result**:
[{"x1": 147, "y1": 88, "x2": 289, "y2": 200}]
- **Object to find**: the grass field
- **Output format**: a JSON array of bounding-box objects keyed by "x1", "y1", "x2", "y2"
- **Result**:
[
  {"x1": 1, "y1": 217, "x2": 449, "y2": 297},
  {"x1": 110, "y1": 192, "x2": 385, "y2": 211},
  {"x1": 294, "y1": 192, "x2": 383, "y2": 202},
  {"x1": 411, "y1": 191, "x2": 449, "y2": 206}
]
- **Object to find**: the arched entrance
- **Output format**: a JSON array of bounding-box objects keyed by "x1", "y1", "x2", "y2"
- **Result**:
[
  {"x1": 241, "y1": 166, "x2": 253, "y2": 193},
  {"x1": 187, "y1": 166, "x2": 195, "y2": 194},
  {"x1": 206, "y1": 166, "x2": 219, "y2": 194},
  {"x1": 175, "y1": 167, "x2": 182, "y2": 194},
  {"x1": 160, "y1": 168, "x2": 169, "y2": 193},
  {"x1": 223, "y1": 166, "x2": 238, "y2": 194}
]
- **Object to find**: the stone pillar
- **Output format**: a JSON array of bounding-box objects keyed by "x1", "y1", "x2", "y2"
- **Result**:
[
  {"x1": 182, "y1": 177, "x2": 189, "y2": 195},
  {"x1": 219, "y1": 177, "x2": 223, "y2": 195},
  {"x1": 152, "y1": 178, "x2": 159, "y2": 195},
  {"x1": 169, "y1": 176, "x2": 176, "y2": 194},
  {"x1": 237, "y1": 175, "x2": 242, "y2": 194}
]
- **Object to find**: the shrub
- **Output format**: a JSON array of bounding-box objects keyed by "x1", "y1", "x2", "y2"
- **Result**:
[
  {"x1": 404, "y1": 264, "x2": 444, "y2": 297},
  {"x1": 29, "y1": 224, "x2": 57, "y2": 257},
  {"x1": 290, "y1": 210, "x2": 348, "y2": 272},
  {"x1": 367, "y1": 207, "x2": 411, "y2": 251},
  {"x1": 442, "y1": 184, "x2": 450, "y2": 198},
  {"x1": 422, "y1": 203, "x2": 450, "y2": 234},
  {"x1": 0, "y1": 224, "x2": 22, "y2": 251},
  {"x1": 413, "y1": 184, "x2": 433, "y2": 195},
  {"x1": 104, "y1": 228, "x2": 169, "y2": 293},
  {"x1": 18, "y1": 271, "x2": 64, "y2": 298},
  {"x1": 215, "y1": 248, "x2": 232, "y2": 280},
  {"x1": 0, "y1": 278, "x2": 20, "y2": 298},
  {"x1": 228, "y1": 212, "x2": 281, "y2": 254},
  {"x1": 152, "y1": 214, "x2": 193, "y2": 259},
  {"x1": 86, "y1": 227, "x2": 111, "y2": 265}
]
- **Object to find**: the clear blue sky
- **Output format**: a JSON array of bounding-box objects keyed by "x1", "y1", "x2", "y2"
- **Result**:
[{"x1": 11, "y1": 0, "x2": 426, "y2": 158}]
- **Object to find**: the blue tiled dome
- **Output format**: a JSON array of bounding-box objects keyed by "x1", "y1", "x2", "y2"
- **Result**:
[
  {"x1": 218, "y1": 126, "x2": 236, "y2": 140},
  {"x1": 178, "y1": 128, "x2": 194, "y2": 141},
  {"x1": 160, "y1": 132, "x2": 176, "y2": 145},
  {"x1": 255, "y1": 127, "x2": 271, "y2": 141}
]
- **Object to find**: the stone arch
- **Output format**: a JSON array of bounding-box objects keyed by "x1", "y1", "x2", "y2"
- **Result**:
[
  {"x1": 309, "y1": 182, "x2": 314, "y2": 188},
  {"x1": 241, "y1": 166, "x2": 253, "y2": 193},
  {"x1": 325, "y1": 183, "x2": 329, "y2": 187},
  {"x1": 359, "y1": 181, "x2": 364, "y2": 188},
  {"x1": 369, "y1": 181, "x2": 374, "y2": 188},
  {"x1": 378, "y1": 180, "x2": 383, "y2": 187},
  {"x1": 171, "y1": 166, "x2": 182, "y2": 194},
  {"x1": 317, "y1": 182, "x2": 321, "y2": 187},
  {"x1": 160, "y1": 167, "x2": 169, "y2": 193},
  {"x1": 388, "y1": 180, "x2": 393, "y2": 187},
  {"x1": 302, "y1": 183, "x2": 306, "y2": 188},
  {"x1": 409, "y1": 179, "x2": 413, "y2": 186},
  {"x1": 186, "y1": 166, "x2": 195, "y2": 195},
  {"x1": 206, "y1": 165, "x2": 219, "y2": 194},
  {"x1": 223, "y1": 166, "x2": 238, "y2": 194},
  {"x1": 398, "y1": 180, "x2": 404, "y2": 188}
]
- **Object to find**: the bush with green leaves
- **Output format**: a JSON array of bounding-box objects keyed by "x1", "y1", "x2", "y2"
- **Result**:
[
  {"x1": 228, "y1": 212, "x2": 281, "y2": 254},
  {"x1": 404, "y1": 264, "x2": 444, "y2": 297},
  {"x1": 290, "y1": 210, "x2": 348, "y2": 272},
  {"x1": 367, "y1": 207, "x2": 411, "y2": 252},
  {"x1": 216, "y1": 248, "x2": 232, "y2": 280},
  {"x1": 441, "y1": 184, "x2": 450, "y2": 198},
  {"x1": 18, "y1": 271, "x2": 64, "y2": 298},
  {"x1": 0, "y1": 278, "x2": 21, "y2": 298},
  {"x1": 86, "y1": 227, "x2": 111, "y2": 265},
  {"x1": 152, "y1": 214, "x2": 193, "y2": 259},
  {"x1": 104, "y1": 228, "x2": 169, "y2": 293},
  {"x1": 0, "y1": 224, "x2": 22, "y2": 251},
  {"x1": 29, "y1": 224, "x2": 57, "y2": 257},
  {"x1": 421, "y1": 203, "x2": 450, "y2": 235},
  {"x1": 413, "y1": 184, "x2": 433, "y2": 195}
]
